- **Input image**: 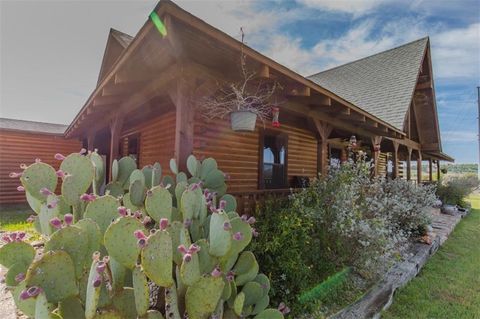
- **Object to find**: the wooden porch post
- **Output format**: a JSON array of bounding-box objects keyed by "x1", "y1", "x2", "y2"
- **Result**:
[
  {"x1": 371, "y1": 136, "x2": 382, "y2": 177},
  {"x1": 87, "y1": 133, "x2": 96, "y2": 151},
  {"x1": 392, "y1": 140, "x2": 399, "y2": 179},
  {"x1": 437, "y1": 160, "x2": 441, "y2": 181},
  {"x1": 428, "y1": 159, "x2": 433, "y2": 182},
  {"x1": 169, "y1": 76, "x2": 195, "y2": 173},
  {"x1": 417, "y1": 150, "x2": 422, "y2": 184},
  {"x1": 313, "y1": 119, "x2": 333, "y2": 177},
  {"x1": 109, "y1": 115, "x2": 124, "y2": 179},
  {"x1": 406, "y1": 147, "x2": 412, "y2": 181}
]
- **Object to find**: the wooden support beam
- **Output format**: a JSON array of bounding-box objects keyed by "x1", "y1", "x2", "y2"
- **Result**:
[
  {"x1": 386, "y1": 137, "x2": 421, "y2": 152},
  {"x1": 436, "y1": 160, "x2": 441, "y2": 181},
  {"x1": 169, "y1": 75, "x2": 195, "y2": 172},
  {"x1": 283, "y1": 101, "x2": 400, "y2": 139},
  {"x1": 109, "y1": 114, "x2": 124, "y2": 180},
  {"x1": 417, "y1": 150, "x2": 422, "y2": 184},
  {"x1": 87, "y1": 133, "x2": 96, "y2": 152},
  {"x1": 407, "y1": 147, "x2": 412, "y2": 181},
  {"x1": 392, "y1": 140, "x2": 400, "y2": 179},
  {"x1": 258, "y1": 65, "x2": 270, "y2": 78},
  {"x1": 429, "y1": 158, "x2": 433, "y2": 182},
  {"x1": 313, "y1": 119, "x2": 333, "y2": 177},
  {"x1": 371, "y1": 136, "x2": 382, "y2": 177},
  {"x1": 288, "y1": 86, "x2": 311, "y2": 97}
]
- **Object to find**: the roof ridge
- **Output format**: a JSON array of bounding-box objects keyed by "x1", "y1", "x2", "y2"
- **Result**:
[
  {"x1": 308, "y1": 36, "x2": 429, "y2": 78},
  {"x1": 0, "y1": 117, "x2": 68, "y2": 126}
]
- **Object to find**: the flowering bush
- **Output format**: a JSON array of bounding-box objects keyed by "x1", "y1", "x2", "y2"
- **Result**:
[
  {"x1": 437, "y1": 173, "x2": 479, "y2": 206},
  {"x1": 252, "y1": 159, "x2": 438, "y2": 316}
]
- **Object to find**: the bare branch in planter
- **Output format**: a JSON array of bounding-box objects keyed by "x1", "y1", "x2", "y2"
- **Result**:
[{"x1": 200, "y1": 52, "x2": 281, "y2": 123}]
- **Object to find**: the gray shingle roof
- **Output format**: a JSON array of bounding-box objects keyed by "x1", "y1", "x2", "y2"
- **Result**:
[
  {"x1": 308, "y1": 37, "x2": 428, "y2": 131},
  {"x1": 0, "y1": 118, "x2": 67, "y2": 134}
]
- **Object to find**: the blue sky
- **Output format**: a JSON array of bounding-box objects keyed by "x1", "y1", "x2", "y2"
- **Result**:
[{"x1": 1, "y1": 0, "x2": 479, "y2": 163}]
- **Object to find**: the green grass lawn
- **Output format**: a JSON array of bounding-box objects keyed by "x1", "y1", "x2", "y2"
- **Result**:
[
  {"x1": 382, "y1": 194, "x2": 480, "y2": 319},
  {"x1": 0, "y1": 206, "x2": 40, "y2": 242}
]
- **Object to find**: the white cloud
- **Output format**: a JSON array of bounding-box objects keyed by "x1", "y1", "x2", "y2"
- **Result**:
[
  {"x1": 297, "y1": 0, "x2": 389, "y2": 17},
  {"x1": 442, "y1": 131, "x2": 477, "y2": 142},
  {"x1": 430, "y1": 23, "x2": 480, "y2": 78}
]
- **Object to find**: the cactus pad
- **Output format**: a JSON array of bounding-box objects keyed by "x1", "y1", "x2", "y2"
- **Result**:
[
  {"x1": 220, "y1": 194, "x2": 237, "y2": 212},
  {"x1": 233, "y1": 292, "x2": 245, "y2": 316},
  {"x1": 89, "y1": 151, "x2": 105, "y2": 193},
  {"x1": 111, "y1": 159, "x2": 119, "y2": 182},
  {"x1": 145, "y1": 186, "x2": 172, "y2": 222},
  {"x1": 195, "y1": 239, "x2": 217, "y2": 274},
  {"x1": 105, "y1": 182, "x2": 124, "y2": 198},
  {"x1": 187, "y1": 155, "x2": 198, "y2": 177},
  {"x1": 60, "y1": 153, "x2": 95, "y2": 203},
  {"x1": 0, "y1": 241, "x2": 35, "y2": 268},
  {"x1": 232, "y1": 252, "x2": 259, "y2": 286},
  {"x1": 85, "y1": 258, "x2": 102, "y2": 319},
  {"x1": 59, "y1": 296, "x2": 85, "y2": 319},
  {"x1": 117, "y1": 156, "x2": 137, "y2": 188},
  {"x1": 229, "y1": 217, "x2": 252, "y2": 256},
  {"x1": 26, "y1": 250, "x2": 78, "y2": 303},
  {"x1": 84, "y1": 195, "x2": 120, "y2": 234},
  {"x1": 45, "y1": 225, "x2": 89, "y2": 278},
  {"x1": 5, "y1": 261, "x2": 29, "y2": 287},
  {"x1": 208, "y1": 212, "x2": 232, "y2": 257},
  {"x1": 35, "y1": 291, "x2": 53, "y2": 319},
  {"x1": 20, "y1": 162, "x2": 57, "y2": 201},
  {"x1": 200, "y1": 158, "x2": 218, "y2": 180},
  {"x1": 112, "y1": 287, "x2": 137, "y2": 319},
  {"x1": 242, "y1": 281, "x2": 263, "y2": 306},
  {"x1": 26, "y1": 190, "x2": 42, "y2": 213},
  {"x1": 104, "y1": 216, "x2": 145, "y2": 269},
  {"x1": 141, "y1": 230, "x2": 173, "y2": 287},
  {"x1": 12, "y1": 281, "x2": 36, "y2": 317},
  {"x1": 132, "y1": 266, "x2": 149, "y2": 316},
  {"x1": 75, "y1": 219, "x2": 102, "y2": 260},
  {"x1": 129, "y1": 179, "x2": 146, "y2": 206},
  {"x1": 180, "y1": 251, "x2": 201, "y2": 286},
  {"x1": 185, "y1": 275, "x2": 225, "y2": 319}
]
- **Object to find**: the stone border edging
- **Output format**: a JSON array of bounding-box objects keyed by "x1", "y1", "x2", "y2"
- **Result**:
[{"x1": 330, "y1": 210, "x2": 464, "y2": 319}]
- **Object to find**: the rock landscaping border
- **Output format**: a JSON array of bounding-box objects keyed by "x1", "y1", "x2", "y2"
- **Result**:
[{"x1": 331, "y1": 208, "x2": 466, "y2": 319}]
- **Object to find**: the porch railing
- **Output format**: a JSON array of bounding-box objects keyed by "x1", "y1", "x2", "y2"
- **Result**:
[{"x1": 229, "y1": 188, "x2": 296, "y2": 215}]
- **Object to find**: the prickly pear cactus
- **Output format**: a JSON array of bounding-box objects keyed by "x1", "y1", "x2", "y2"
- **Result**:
[{"x1": 4, "y1": 152, "x2": 285, "y2": 319}]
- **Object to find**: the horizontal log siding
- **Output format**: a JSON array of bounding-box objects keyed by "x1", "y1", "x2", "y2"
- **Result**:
[
  {"x1": 0, "y1": 130, "x2": 81, "y2": 205},
  {"x1": 193, "y1": 115, "x2": 318, "y2": 192},
  {"x1": 286, "y1": 124, "x2": 318, "y2": 184},
  {"x1": 121, "y1": 111, "x2": 176, "y2": 175}
]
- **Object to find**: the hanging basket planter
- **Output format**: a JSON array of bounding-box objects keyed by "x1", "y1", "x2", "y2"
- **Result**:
[{"x1": 230, "y1": 111, "x2": 257, "y2": 132}]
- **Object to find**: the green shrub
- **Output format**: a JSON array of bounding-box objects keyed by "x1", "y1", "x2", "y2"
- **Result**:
[
  {"x1": 252, "y1": 160, "x2": 438, "y2": 316},
  {"x1": 437, "y1": 173, "x2": 479, "y2": 206},
  {"x1": 250, "y1": 197, "x2": 320, "y2": 314}
]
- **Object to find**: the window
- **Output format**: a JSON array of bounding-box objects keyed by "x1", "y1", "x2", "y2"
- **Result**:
[
  {"x1": 260, "y1": 132, "x2": 287, "y2": 189},
  {"x1": 121, "y1": 133, "x2": 140, "y2": 162}
]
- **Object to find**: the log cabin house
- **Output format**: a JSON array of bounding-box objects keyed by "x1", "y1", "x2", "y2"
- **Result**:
[{"x1": 0, "y1": 0, "x2": 453, "y2": 212}]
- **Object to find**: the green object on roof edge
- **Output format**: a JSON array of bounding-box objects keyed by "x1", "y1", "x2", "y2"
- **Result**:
[{"x1": 149, "y1": 11, "x2": 167, "y2": 37}]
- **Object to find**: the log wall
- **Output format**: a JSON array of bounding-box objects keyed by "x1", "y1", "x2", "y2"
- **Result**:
[
  {"x1": 122, "y1": 111, "x2": 176, "y2": 175},
  {"x1": 0, "y1": 130, "x2": 81, "y2": 205},
  {"x1": 192, "y1": 114, "x2": 318, "y2": 192}
]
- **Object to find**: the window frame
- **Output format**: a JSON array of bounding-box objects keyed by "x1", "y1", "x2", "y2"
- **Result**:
[{"x1": 258, "y1": 129, "x2": 289, "y2": 190}]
